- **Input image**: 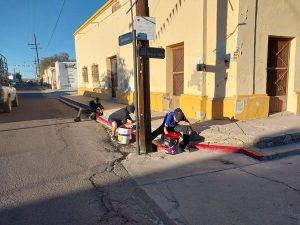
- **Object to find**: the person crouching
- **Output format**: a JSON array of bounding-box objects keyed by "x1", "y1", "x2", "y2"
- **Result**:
[
  {"x1": 108, "y1": 104, "x2": 135, "y2": 141},
  {"x1": 89, "y1": 97, "x2": 104, "y2": 120},
  {"x1": 151, "y1": 108, "x2": 194, "y2": 151}
]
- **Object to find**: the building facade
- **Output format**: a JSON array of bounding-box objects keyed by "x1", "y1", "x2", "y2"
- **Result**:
[
  {"x1": 74, "y1": 0, "x2": 300, "y2": 120},
  {"x1": 42, "y1": 62, "x2": 77, "y2": 90},
  {"x1": 55, "y1": 62, "x2": 77, "y2": 90},
  {"x1": 42, "y1": 66, "x2": 56, "y2": 89}
]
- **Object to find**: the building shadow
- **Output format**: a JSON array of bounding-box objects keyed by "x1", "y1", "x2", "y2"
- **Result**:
[
  {"x1": 191, "y1": 118, "x2": 235, "y2": 133},
  {"x1": 0, "y1": 93, "x2": 78, "y2": 124},
  {"x1": 211, "y1": 0, "x2": 228, "y2": 119},
  {"x1": 1, "y1": 125, "x2": 299, "y2": 225}
]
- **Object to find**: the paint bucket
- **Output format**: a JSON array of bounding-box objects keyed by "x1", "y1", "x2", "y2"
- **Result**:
[{"x1": 118, "y1": 127, "x2": 131, "y2": 144}]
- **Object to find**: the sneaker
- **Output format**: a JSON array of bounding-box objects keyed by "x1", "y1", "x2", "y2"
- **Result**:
[
  {"x1": 184, "y1": 145, "x2": 196, "y2": 152},
  {"x1": 74, "y1": 117, "x2": 81, "y2": 122},
  {"x1": 89, "y1": 112, "x2": 96, "y2": 120},
  {"x1": 179, "y1": 145, "x2": 192, "y2": 152},
  {"x1": 184, "y1": 146, "x2": 191, "y2": 152},
  {"x1": 110, "y1": 136, "x2": 117, "y2": 142}
]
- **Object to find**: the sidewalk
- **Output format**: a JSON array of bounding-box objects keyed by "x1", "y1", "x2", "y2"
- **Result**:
[
  {"x1": 59, "y1": 94, "x2": 300, "y2": 224},
  {"x1": 59, "y1": 94, "x2": 300, "y2": 160}
]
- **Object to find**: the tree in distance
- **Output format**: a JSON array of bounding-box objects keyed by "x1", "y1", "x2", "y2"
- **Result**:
[{"x1": 39, "y1": 52, "x2": 70, "y2": 78}]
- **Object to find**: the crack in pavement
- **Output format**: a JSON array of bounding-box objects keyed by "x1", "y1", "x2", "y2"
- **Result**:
[
  {"x1": 88, "y1": 171, "x2": 140, "y2": 225},
  {"x1": 87, "y1": 138, "x2": 141, "y2": 225},
  {"x1": 239, "y1": 168, "x2": 300, "y2": 195},
  {"x1": 55, "y1": 123, "x2": 69, "y2": 152},
  {"x1": 87, "y1": 136, "x2": 171, "y2": 225},
  {"x1": 157, "y1": 183, "x2": 189, "y2": 225}
]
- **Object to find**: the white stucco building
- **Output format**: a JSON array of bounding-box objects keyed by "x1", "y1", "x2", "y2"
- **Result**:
[
  {"x1": 55, "y1": 62, "x2": 77, "y2": 90},
  {"x1": 42, "y1": 66, "x2": 56, "y2": 88},
  {"x1": 42, "y1": 62, "x2": 77, "y2": 90}
]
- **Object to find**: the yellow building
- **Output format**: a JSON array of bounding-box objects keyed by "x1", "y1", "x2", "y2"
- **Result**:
[{"x1": 74, "y1": 0, "x2": 300, "y2": 120}]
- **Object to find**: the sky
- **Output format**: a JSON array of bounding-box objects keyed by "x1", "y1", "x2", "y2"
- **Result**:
[{"x1": 0, "y1": 0, "x2": 107, "y2": 79}]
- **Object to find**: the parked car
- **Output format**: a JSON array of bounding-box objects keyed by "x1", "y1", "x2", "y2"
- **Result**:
[{"x1": 0, "y1": 81, "x2": 18, "y2": 112}]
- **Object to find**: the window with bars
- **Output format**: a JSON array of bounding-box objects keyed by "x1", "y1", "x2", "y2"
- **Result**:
[
  {"x1": 82, "y1": 67, "x2": 88, "y2": 83},
  {"x1": 91, "y1": 64, "x2": 99, "y2": 83}
]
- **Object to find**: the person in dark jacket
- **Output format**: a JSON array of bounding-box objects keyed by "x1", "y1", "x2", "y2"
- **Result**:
[
  {"x1": 151, "y1": 108, "x2": 194, "y2": 151},
  {"x1": 74, "y1": 97, "x2": 104, "y2": 122},
  {"x1": 89, "y1": 97, "x2": 104, "y2": 120},
  {"x1": 108, "y1": 104, "x2": 135, "y2": 141}
]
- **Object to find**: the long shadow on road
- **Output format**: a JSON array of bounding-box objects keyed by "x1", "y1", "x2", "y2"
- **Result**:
[
  {"x1": 0, "y1": 147, "x2": 299, "y2": 225},
  {"x1": 0, "y1": 93, "x2": 78, "y2": 124}
]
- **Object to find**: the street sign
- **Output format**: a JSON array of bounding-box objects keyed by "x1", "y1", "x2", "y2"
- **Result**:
[
  {"x1": 139, "y1": 47, "x2": 165, "y2": 59},
  {"x1": 118, "y1": 32, "x2": 133, "y2": 46},
  {"x1": 134, "y1": 16, "x2": 156, "y2": 40}
]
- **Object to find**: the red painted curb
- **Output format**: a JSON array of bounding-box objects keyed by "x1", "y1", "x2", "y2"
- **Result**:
[
  {"x1": 156, "y1": 144, "x2": 242, "y2": 153},
  {"x1": 96, "y1": 116, "x2": 111, "y2": 128},
  {"x1": 191, "y1": 143, "x2": 242, "y2": 153},
  {"x1": 95, "y1": 116, "x2": 263, "y2": 160},
  {"x1": 241, "y1": 148, "x2": 264, "y2": 160}
]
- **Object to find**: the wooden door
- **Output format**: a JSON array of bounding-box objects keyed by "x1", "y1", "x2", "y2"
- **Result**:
[
  {"x1": 267, "y1": 38, "x2": 290, "y2": 113},
  {"x1": 111, "y1": 57, "x2": 117, "y2": 98},
  {"x1": 172, "y1": 46, "x2": 184, "y2": 109}
]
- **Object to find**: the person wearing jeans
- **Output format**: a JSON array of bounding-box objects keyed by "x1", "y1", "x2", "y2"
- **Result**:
[{"x1": 151, "y1": 108, "x2": 194, "y2": 151}]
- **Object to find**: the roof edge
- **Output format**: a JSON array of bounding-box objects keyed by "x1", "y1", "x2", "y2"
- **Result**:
[{"x1": 74, "y1": 0, "x2": 116, "y2": 36}]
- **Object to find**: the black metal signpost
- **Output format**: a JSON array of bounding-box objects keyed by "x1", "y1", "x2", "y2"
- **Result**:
[{"x1": 139, "y1": 47, "x2": 165, "y2": 59}]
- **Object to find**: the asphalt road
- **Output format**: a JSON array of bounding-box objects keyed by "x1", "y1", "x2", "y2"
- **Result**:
[
  {"x1": 3, "y1": 85, "x2": 299, "y2": 225},
  {"x1": 0, "y1": 85, "x2": 171, "y2": 225}
]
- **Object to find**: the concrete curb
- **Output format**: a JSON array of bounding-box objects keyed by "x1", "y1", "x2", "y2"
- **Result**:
[
  {"x1": 59, "y1": 96, "x2": 89, "y2": 110},
  {"x1": 58, "y1": 96, "x2": 266, "y2": 161},
  {"x1": 192, "y1": 143, "x2": 242, "y2": 153},
  {"x1": 58, "y1": 97, "x2": 82, "y2": 110},
  {"x1": 96, "y1": 116, "x2": 111, "y2": 128},
  {"x1": 260, "y1": 148, "x2": 300, "y2": 161},
  {"x1": 241, "y1": 148, "x2": 264, "y2": 160},
  {"x1": 95, "y1": 115, "x2": 264, "y2": 160}
]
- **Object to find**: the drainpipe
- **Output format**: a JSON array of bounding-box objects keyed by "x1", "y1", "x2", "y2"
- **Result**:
[{"x1": 253, "y1": 0, "x2": 258, "y2": 94}]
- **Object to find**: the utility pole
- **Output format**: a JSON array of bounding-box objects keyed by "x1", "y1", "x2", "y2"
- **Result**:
[
  {"x1": 28, "y1": 34, "x2": 41, "y2": 80},
  {"x1": 136, "y1": 0, "x2": 152, "y2": 153}
]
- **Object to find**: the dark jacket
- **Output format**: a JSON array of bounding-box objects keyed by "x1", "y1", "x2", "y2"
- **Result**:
[
  {"x1": 108, "y1": 107, "x2": 134, "y2": 124},
  {"x1": 89, "y1": 100, "x2": 104, "y2": 111}
]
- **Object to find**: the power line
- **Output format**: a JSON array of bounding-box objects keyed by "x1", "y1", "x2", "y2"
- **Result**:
[
  {"x1": 27, "y1": 0, "x2": 32, "y2": 42},
  {"x1": 45, "y1": 0, "x2": 67, "y2": 51}
]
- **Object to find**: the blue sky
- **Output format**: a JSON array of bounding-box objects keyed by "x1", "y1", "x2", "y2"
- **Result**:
[{"x1": 0, "y1": 0, "x2": 107, "y2": 79}]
